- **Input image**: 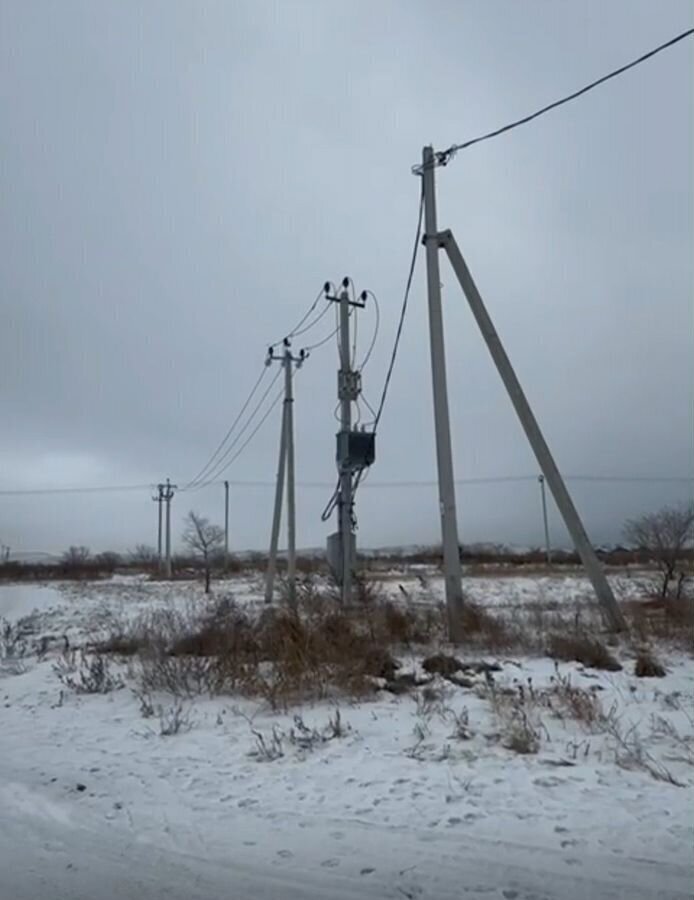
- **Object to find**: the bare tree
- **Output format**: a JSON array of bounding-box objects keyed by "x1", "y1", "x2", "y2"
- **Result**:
[
  {"x1": 129, "y1": 544, "x2": 157, "y2": 566},
  {"x1": 62, "y1": 545, "x2": 91, "y2": 565},
  {"x1": 624, "y1": 503, "x2": 694, "y2": 599},
  {"x1": 94, "y1": 551, "x2": 122, "y2": 570},
  {"x1": 182, "y1": 512, "x2": 225, "y2": 594}
]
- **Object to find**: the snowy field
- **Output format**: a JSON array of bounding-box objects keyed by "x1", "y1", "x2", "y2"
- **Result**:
[{"x1": 1, "y1": 571, "x2": 692, "y2": 900}]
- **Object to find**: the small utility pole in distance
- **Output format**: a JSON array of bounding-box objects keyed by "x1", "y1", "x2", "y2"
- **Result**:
[
  {"x1": 264, "y1": 340, "x2": 306, "y2": 605},
  {"x1": 153, "y1": 484, "x2": 164, "y2": 572},
  {"x1": 223, "y1": 480, "x2": 230, "y2": 570},
  {"x1": 538, "y1": 475, "x2": 552, "y2": 565},
  {"x1": 162, "y1": 478, "x2": 176, "y2": 579}
]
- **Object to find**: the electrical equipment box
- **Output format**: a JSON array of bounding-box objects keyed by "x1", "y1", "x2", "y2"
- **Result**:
[
  {"x1": 336, "y1": 430, "x2": 375, "y2": 470},
  {"x1": 326, "y1": 531, "x2": 356, "y2": 584},
  {"x1": 338, "y1": 369, "x2": 362, "y2": 401}
]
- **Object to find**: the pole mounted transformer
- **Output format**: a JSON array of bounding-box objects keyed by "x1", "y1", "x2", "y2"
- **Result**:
[{"x1": 323, "y1": 278, "x2": 376, "y2": 603}]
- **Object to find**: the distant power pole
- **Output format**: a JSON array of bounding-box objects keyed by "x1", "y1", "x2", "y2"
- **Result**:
[
  {"x1": 153, "y1": 484, "x2": 164, "y2": 570},
  {"x1": 264, "y1": 340, "x2": 305, "y2": 605},
  {"x1": 162, "y1": 478, "x2": 176, "y2": 579},
  {"x1": 538, "y1": 475, "x2": 552, "y2": 565},
  {"x1": 223, "y1": 480, "x2": 230, "y2": 570}
]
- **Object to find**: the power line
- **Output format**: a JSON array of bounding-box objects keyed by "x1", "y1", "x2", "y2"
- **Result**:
[
  {"x1": 302, "y1": 320, "x2": 342, "y2": 353},
  {"x1": 185, "y1": 367, "x2": 284, "y2": 491},
  {"x1": 185, "y1": 284, "x2": 333, "y2": 492},
  {"x1": 358, "y1": 290, "x2": 380, "y2": 372},
  {"x1": 0, "y1": 484, "x2": 156, "y2": 497},
  {"x1": 1, "y1": 472, "x2": 691, "y2": 497},
  {"x1": 286, "y1": 301, "x2": 332, "y2": 341},
  {"x1": 419, "y1": 27, "x2": 694, "y2": 170},
  {"x1": 371, "y1": 181, "x2": 424, "y2": 431},
  {"x1": 182, "y1": 365, "x2": 269, "y2": 490},
  {"x1": 192, "y1": 386, "x2": 287, "y2": 490},
  {"x1": 269, "y1": 285, "x2": 330, "y2": 348}
]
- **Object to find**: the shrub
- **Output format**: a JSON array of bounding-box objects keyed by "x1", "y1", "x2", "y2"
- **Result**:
[
  {"x1": 54, "y1": 650, "x2": 123, "y2": 694},
  {"x1": 634, "y1": 649, "x2": 666, "y2": 678},
  {"x1": 158, "y1": 699, "x2": 193, "y2": 736},
  {"x1": 547, "y1": 633, "x2": 622, "y2": 671}
]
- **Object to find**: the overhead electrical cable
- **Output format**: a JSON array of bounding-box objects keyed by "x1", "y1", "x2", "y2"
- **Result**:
[
  {"x1": 182, "y1": 365, "x2": 269, "y2": 490},
  {"x1": 422, "y1": 27, "x2": 694, "y2": 170},
  {"x1": 185, "y1": 367, "x2": 283, "y2": 490},
  {"x1": 1, "y1": 472, "x2": 691, "y2": 497},
  {"x1": 192, "y1": 385, "x2": 287, "y2": 490},
  {"x1": 369, "y1": 182, "x2": 424, "y2": 432}
]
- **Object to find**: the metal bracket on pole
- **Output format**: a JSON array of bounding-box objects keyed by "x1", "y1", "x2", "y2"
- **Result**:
[{"x1": 437, "y1": 228, "x2": 626, "y2": 632}]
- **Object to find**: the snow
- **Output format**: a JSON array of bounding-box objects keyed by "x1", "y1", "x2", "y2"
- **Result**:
[
  {"x1": 1, "y1": 571, "x2": 692, "y2": 899},
  {"x1": 0, "y1": 583, "x2": 65, "y2": 621}
]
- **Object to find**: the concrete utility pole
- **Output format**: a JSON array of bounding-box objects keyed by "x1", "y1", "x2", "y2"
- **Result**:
[
  {"x1": 223, "y1": 480, "x2": 230, "y2": 569},
  {"x1": 153, "y1": 484, "x2": 164, "y2": 571},
  {"x1": 162, "y1": 478, "x2": 176, "y2": 579},
  {"x1": 265, "y1": 388, "x2": 288, "y2": 604},
  {"x1": 323, "y1": 279, "x2": 371, "y2": 604},
  {"x1": 432, "y1": 222, "x2": 626, "y2": 632},
  {"x1": 338, "y1": 282, "x2": 354, "y2": 606},
  {"x1": 538, "y1": 474, "x2": 552, "y2": 565},
  {"x1": 421, "y1": 146, "x2": 465, "y2": 640},
  {"x1": 264, "y1": 340, "x2": 305, "y2": 605}
]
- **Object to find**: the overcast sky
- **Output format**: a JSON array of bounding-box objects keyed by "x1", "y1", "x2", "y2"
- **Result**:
[{"x1": 1, "y1": 0, "x2": 692, "y2": 557}]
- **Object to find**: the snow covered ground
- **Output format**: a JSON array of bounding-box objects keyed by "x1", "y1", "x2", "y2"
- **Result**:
[{"x1": 1, "y1": 572, "x2": 692, "y2": 900}]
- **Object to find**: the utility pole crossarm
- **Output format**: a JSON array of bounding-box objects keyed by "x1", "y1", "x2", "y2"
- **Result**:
[{"x1": 438, "y1": 228, "x2": 626, "y2": 632}]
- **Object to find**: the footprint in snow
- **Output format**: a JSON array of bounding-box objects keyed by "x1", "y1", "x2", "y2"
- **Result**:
[
  {"x1": 320, "y1": 858, "x2": 340, "y2": 868},
  {"x1": 277, "y1": 850, "x2": 293, "y2": 859}
]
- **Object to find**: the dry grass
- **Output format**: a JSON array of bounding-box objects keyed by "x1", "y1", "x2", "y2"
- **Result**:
[
  {"x1": 547, "y1": 632, "x2": 622, "y2": 671},
  {"x1": 96, "y1": 585, "x2": 447, "y2": 708},
  {"x1": 624, "y1": 595, "x2": 694, "y2": 652},
  {"x1": 83, "y1": 572, "x2": 688, "y2": 712},
  {"x1": 634, "y1": 648, "x2": 667, "y2": 678}
]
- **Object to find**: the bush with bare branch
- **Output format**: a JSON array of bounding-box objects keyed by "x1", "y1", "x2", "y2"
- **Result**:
[
  {"x1": 624, "y1": 502, "x2": 694, "y2": 600},
  {"x1": 182, "y1": 511, "x2": 225, "y2": 593}
]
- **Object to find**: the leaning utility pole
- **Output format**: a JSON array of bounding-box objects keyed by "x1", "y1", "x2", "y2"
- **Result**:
[
  {"x1": 162, "y1": 478, "x2": 176, "y2": 579},
  {"x1": 153, "y1": 484, "x2": 164, "y2": 571},
  {"x1": 421, "y1": 147, "x2": 465, "y2": 640},
  {"x1": 264, "y1": 340, "x2": 305, "y2": 605},
  {"x1": 417, "y1": 145, "x2": 626, "y2": 632},
  {"x1": 223, "y1": 480, "x2": 230, "y2": 569},
  {"x1": 538, "y1": 474, "x2": 552, "y2": 565}
]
